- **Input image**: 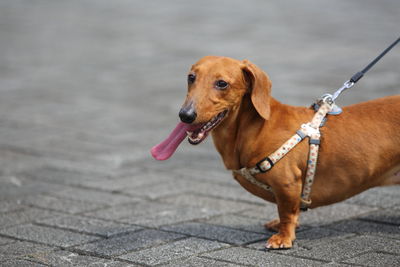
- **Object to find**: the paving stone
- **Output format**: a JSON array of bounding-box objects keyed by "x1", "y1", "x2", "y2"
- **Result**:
[
  {"x1": 28, "y1": 250, "x2": 134, "y2": 267},
  {"x1": 238, "y1": 204, "x2": 280, "y2": 222},
  {"x1": 76, "y1": 229, "x2": 184, "y2": 257},
  {"x1": 358, "y1": 208, "x2": 400, "y2": 226},
  {"x1": 0, "y1": 149, "x2": 45, "y2": 176},
  {"x1": 0, "y1": 175, "x2": 64, "y2": 201},
  {"x1": 120, "y1": 205, "x2": 221, "y2": 228},
  {"x1": 75, "y1": 170, "x2": 171, "y2": 192},
  {"x1": 41, "y1": 158, "x2": 120, "y2": 177},
  {"x1": 294, "y1": 226, "x2": 354, "y2": 247},
  {"x1": 119, "y1": 237, "x2": 229, "y2": 265},
  {"x1": 22, "y1": 195, "x2": 105, "y2": 214},
  {"x1": 0, "y1": 208, "x2": 56, "y2": 229},
  {"x1": 164, "y1": 256, "x2": 242, "y2": 267},
  {"x1": 84, "y1": 201, "x2": 183, "y2": 221},
  {"x1": 95, "y1": 149, "x2": 161, "y2": 169},
  {"x1": 289, "y1": 235, "x2": 400, "y2": 262},
  {"x1": 160, "y1": 193, "x2": 260, "y2": 213},
  {"x1": 49, "y1": 187, "x2": 136, "y2": 205},
  {"x1": 3, "y1": 146, "x2": 114, "y2": 173},
  {"x1": 162, "y1": 222, "x2": 266, "y2": 245},
  {"x1": 344, "y1": 186, "x2": 400, "y2": 208},
  {"x1": 83, "y1": 202, "x2": 144, "y2": 221},
  {"x1": 21, "y1": 167, "x2": 108, "y2": 187},
  {"x1": 342, "y1": 251, "x2": 400, "y2": 267},
  {"x1": 327, "y1": 219, "x2": 400, "y2": 239},
  {"x1": 1, "y1": 259, "x2": 47, "y2": 267},
  {"x1": 201, "y1": 214, "x2": 269, "y2": 234},
  {"x1": 36, "y1": 215, "x2": 141, "y2": 237},
  {"x1": 0, "y1": 224, "x2": 100, "y2": 248},
  {"x1": 141, "y1": 154, "x2": 221, "y2": 174},
  {"x1": 0, "y1": 120, "x2": 66, "y2": 144},
  {"x1": 86, "y1": 201, "x2": 221, "y2": 227},
  {"x1": 142, "y1": 143, "x2": 224, "y2": 173},
  {"x1": 0, "y1": 241, "x2": 52, "y2": 262},
  {"x1": 0, "y1": 200, "x2": 25, "y2": 213},
  {"x1": 14, "y1": 135, "x2": 118, "y2": 162},
  {"x1": 0, "y1": 236, "x2": 16, "y2": 246},
  {"x1": 322, "y1": 263, "x2": 354, "y2": 267},
  {"x1": 299, "y1": 202, "x2": 377, "y2": 226},
  {"x1": 193, "y1": 182, "x2": 266, "y2": 204},
  {"x1": 203, "y1": 247, "x2": 324, "y2": 266},
  {"x1": 123, "y1": 179, "x2": 206, "y2": 200},
  {"x1": 170, "y1": 167, "x2": 237, "y2": 186}
]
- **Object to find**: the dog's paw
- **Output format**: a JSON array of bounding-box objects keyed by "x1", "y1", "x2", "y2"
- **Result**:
[
  {"x1": 265, "y1": 234, "x2": 293, "y2": 249},
  {"x1": 264, "y1": 219, "x2": 280, "y2": 232}
]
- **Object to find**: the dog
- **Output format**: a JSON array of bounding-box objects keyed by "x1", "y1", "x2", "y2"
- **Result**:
[{"x1": 151, "y1": 56, "x2": 400, "y2": 249}]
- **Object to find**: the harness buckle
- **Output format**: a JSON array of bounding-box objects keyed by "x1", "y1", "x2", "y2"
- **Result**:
[{"x1": 256, "y1": 157, "x2": 274, "y2": 173}]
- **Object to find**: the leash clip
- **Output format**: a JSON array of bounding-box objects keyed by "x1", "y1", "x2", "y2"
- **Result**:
[
  {"x1": 320, "y1": 94, "x2": 334, "y2": 105},
  {"x1": 344, "y1": 80, "x2": 355, "y2": 89},
  {"x1": 313, "y1": 93, "x2": 342, "y2": 116},
  {"x1": 332, "y1": 80, "x2": 355, "y2": 101}
]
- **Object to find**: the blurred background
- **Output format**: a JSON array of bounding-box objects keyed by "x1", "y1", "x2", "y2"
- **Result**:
[
  {"x1": 0, "y1": 0, "x2": 399, "y2": 265},
  {"x1": 0, "y1": 0, "x2": 399, "y2": 172}
]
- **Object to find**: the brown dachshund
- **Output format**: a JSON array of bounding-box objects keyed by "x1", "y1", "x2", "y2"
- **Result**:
[{"x1": 151, "y1": 56, "x2": 400, "y2": 249}]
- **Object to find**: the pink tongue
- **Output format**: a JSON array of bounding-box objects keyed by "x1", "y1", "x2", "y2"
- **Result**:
[{"x1": 151, "y1": 122, "x2": 196, "y2": 161}]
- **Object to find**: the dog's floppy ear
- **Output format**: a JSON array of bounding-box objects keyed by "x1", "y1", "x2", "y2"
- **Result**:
[{"x1": 241, "y1": 60, "x2": 272, "y2": 120}]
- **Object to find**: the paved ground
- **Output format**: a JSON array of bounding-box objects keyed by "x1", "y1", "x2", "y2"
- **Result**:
[{"x1": 0, "y1": 0, "x2": 399, "y2": 266}]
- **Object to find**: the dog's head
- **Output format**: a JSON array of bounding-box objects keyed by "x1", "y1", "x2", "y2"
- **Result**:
[
  {"x1": 151, "y1": 56, "x2": 272, "y2": 160},
  {"x1": 180, "y1": 56, "x2": 272, "y2": 144}
]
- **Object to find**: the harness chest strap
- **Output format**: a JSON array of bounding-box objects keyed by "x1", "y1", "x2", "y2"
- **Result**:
[{"x1": 232, "y1": 101, "x2": 333, "y2": 211}]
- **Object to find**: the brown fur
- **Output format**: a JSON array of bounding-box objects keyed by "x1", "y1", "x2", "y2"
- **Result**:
[{"x1": 183, "y1": 56, "x2": 400, "y2": 249}]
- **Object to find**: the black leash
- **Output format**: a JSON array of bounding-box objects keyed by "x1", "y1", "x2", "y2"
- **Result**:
[{"x1": 332, "y1": 36, "x2": 400, "y2": 101}]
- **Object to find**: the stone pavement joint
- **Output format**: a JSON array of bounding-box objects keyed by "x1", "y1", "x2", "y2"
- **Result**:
[{"x1": 0, "y1": 0, "x2": 399, "y2": 266}]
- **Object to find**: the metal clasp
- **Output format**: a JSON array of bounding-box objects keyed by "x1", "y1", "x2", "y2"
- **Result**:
[
  {"x1": 320, "y1": 94, "x2": 334, "y2": 105},
  {"x1": 332, "y1": 80, "x2": 355, "y2": 101}
]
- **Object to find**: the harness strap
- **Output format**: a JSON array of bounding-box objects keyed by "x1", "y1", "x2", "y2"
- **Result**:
[
  {"x1": 256, "y1": 133, "x2": 304, "y2": 173},
  {"x1": 232, "y1": 98, "x2": 333, "y2": 211},
  {"x1": 300, "y1": 132, "x2": 321, "y2": 211},
  {"x1": 233, "y1": 168, "x2": 273, "y2": 192},
  {"x1": 299, "y1": 101, "x2": 332, "y2": 210}
]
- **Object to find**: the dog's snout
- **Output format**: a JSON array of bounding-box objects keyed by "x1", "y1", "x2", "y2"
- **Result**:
[{"x1": 179, "y1": 102, "x2": 197, "y2": 124}]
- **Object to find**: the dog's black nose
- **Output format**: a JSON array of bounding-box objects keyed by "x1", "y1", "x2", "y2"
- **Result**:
[{"x1": 179, "y1": 103, "x2": 197, "y2": 124}]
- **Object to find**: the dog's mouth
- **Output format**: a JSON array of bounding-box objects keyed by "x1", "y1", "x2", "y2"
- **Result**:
[
  {"x1": 151, "y1": 110, "x2": 227, "y2": 161},
  {"x1": 187, "y1": 110, "x2": 228, "y2": 145}
]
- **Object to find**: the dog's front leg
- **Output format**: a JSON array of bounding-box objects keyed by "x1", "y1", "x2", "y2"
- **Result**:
[{"x1": 266, "y1": 182, "x2": 301, "y2": 249}]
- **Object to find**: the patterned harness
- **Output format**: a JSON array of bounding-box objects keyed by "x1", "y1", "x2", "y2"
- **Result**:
[{"x1": 232, "y1": 95, "x2": 338, "y2": 211}]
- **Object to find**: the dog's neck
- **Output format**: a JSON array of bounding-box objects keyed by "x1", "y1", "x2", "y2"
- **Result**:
[
  {"x1": 211, "y1": 93, "x2": 265, "y2": 170},
  {"x1": 212, "y1": 94, "x2": 312, "y2": 170}
]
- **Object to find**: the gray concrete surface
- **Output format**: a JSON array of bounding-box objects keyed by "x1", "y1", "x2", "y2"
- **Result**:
[{"x1": 0, "y1": 0, "x2": 399, "y2": 266}]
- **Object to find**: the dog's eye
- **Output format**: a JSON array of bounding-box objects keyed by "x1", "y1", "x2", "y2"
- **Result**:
[
  {"x1": 215, "y1": 80, "x2": 228, "y2": 90},
  {"x1": 188, "y1": 74, "x2": 196, "y2": 84}
]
